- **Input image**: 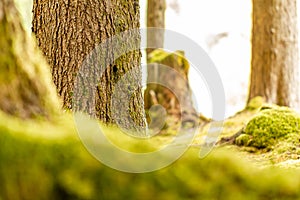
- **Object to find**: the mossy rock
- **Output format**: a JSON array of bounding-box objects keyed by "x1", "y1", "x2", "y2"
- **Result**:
[{"x1": 236, "y1": 106, "x2": 300, "y2": 149}]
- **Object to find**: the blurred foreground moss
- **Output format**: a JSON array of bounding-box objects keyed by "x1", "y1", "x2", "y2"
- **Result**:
[{"x1": 1, "y1": 111, "x2": 300, "y2": 199}]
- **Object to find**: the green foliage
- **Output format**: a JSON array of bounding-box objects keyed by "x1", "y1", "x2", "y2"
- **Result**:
[
  {"x1": 236, "y1": 106, "x2": 300, "y2": 149},
  {"x1": 2, "y1": 112, "x2": 300, "y2": 199}
]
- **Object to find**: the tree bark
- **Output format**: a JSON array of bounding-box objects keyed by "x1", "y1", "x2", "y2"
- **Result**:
[
  {"x1": 248, "y1": 0, "x2": 299, "y2": 109},
  {"x1": 0, "y1": 0, "x2": 59, "y2": 119},
  {"x1": 146, "y1": 0, "x2": 166, "y2": 59},
  {"x1": 32, "y1": 0, "x2": 146, "y2": 131},
  {"x1": 144, "y1": 50, "x2": 200, "y2": 130}
]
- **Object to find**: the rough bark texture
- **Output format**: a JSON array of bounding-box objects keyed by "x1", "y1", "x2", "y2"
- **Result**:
[
  {"x1": 144, "y1": 50, "x2": 200, "y2": 130},
  {"x1": 248, "y1": 0, "x2": 299, "y2": 109},
  {"x1": 146, "y1": 0, "x2": 166, "y2": 58},
  {"x1": 32, "y1": 0, "x2": 146, "y2": 131},
  {"x1": 0, "y1": 0, "x2": 59, "y2": 119}
]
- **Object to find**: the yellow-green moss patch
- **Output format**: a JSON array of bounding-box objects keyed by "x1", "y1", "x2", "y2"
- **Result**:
[{"x1": 236, "y1": 106, "x2": 300, "y2": 149}]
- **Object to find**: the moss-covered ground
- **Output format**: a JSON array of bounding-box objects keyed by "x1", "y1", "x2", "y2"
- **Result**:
[
  {"x1": 195, "y1": 96, "x2": 300, "y2": 169},
  {"x1": 1, "y1": 96, "x2": 300, "y2": 199}
]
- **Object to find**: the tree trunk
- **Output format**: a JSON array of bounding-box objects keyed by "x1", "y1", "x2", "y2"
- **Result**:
[
  {"x1": 248, "y1": 0, "x2": 299, "y2": 109},
  {"x1": 0, "y1": 0, "x2": 59, "y2": 119},
  {"x1": 144, "y1": 50, "x2": 201, "y2": 131},
  {"x1": 32, "y1": 0, "x2": 146, "y2": 131},
  {"x1": 146, "y1": 0, "x2": 166, "y2": 59}
]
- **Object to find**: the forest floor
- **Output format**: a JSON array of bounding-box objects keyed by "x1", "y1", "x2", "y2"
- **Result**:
[
  {"x1": 2, "y1": 98, "x2": 300, "y2": 199},
  {"x1": 193, "y1": 97, "x2": 300, "y2": 169}
]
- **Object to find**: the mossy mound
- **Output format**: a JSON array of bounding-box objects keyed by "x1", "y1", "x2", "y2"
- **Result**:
[
  {"x1": 3, "y1": 111, "x2": 300, "y2": 199},
  {"x1": 236, "y1": 106, "x2": 300, "y2": 149}
]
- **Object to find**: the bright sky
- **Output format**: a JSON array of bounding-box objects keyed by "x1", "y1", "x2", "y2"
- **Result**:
[{"x1": 140, "y1": 0, "x2": 252, "y2": 118}]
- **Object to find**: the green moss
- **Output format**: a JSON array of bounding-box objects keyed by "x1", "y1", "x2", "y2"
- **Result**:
[
  {"x1": 3, "y1": 111, "x2": 300, "y2": 199},
  {"x1": 148, "y1": 49, "x2": 171, "y2": 63},
  {"x1": 0, "y1": 2, "x2": 60, "y2": 119},
  {"x1": 235, "y1": 134, "x2": 253, "y2": 146},
  {"x1": 245, "y1": 96, "x2": 265, "y2": 111},
  {"x1": 148, "y1": 49, "x2": 189, "y2": 75},
  {"x1": 236, "y1": 106, "x2": 300, "y2": 149}
]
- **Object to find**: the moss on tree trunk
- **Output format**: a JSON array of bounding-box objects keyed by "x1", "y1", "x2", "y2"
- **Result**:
[
  {"x1": 0, "y1": 0, "x2": 59, "y2": 119},
  {"x1": 32, "y1": 0, "x2": 146, "y2": 131}
]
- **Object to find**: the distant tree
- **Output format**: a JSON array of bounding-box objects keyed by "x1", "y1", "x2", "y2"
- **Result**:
[
  {"x1": 248, "y1": 0, "x2": 299, "y2": 108},
  {"x1": 0, "y1": 0, "x2": 59, "y2": 119},
  {"x1": 32, "y1": 0, "x2": 146, "y2": 130},
  {"x1": 145, "y1": 1, "x2": 201, "y2": 130},
  {"x1": 146, "y1": 0, "x2": 166, "y2": 59},
  {"x1": 144, "y1": 50, "x2": 201, "y2": 129}
]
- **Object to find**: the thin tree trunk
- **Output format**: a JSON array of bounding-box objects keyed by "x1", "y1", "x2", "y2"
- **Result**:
[
  {"x1": 0, "y1": 0, "x2": 59, "y2": 119},
  {"x1": 248, "y1": 0, "x2": 299, "y2": 109},
  {"x1": 146, "y1": 0, "x2": 166, "y2": 59},
  {"x1": 32, "y1": 0, "x2": 146, "y2": 131}
]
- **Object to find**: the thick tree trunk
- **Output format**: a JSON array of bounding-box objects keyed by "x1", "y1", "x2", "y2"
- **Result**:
[
  {"x1": 32, "y1": 0, "x2": 146, "y2": 130},
  {"x1": 248, "y1": 0, "x2": 299, "y2": 109},
  {"x1": 0, "y1": 0, "x2": 59, "y2": 119},
  {"x1": 146, "y1": 0, "x2": 166, "y2": 59}
]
